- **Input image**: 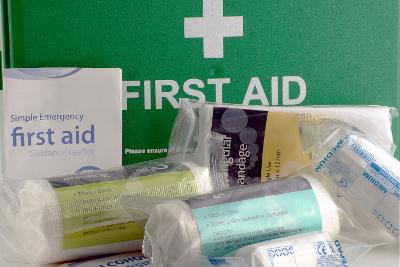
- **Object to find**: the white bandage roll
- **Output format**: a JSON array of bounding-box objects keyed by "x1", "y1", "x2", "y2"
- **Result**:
[
  {"x1": 143, "y1": 174, "x2": 341, "y2": 267},
  {"x1": 233, "y1": 231, "x2": 370, "y2": 267},
  {"x1": 1, "y1": 160, "x2": 210, "y2": 264}
]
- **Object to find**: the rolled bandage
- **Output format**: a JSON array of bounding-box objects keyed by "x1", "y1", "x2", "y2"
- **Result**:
[
  {"x1": 170, "y1": 102, "x2": 396, "y2": 187},
  {"x1": 313, "y1": 127, "x2": 400, "y2": 237},
  {"x1": 1, "y1": 160, "x2": 210, "y2": 264},
  {"x1": 58, "y1": 252, "x2": 150, "y2": 267},
  {"x1": 233, "y1": 231, "x2": 369, "y2": 267},
  {"x1": 143, "y1": 174, "x2": 340, "y2": 267}
]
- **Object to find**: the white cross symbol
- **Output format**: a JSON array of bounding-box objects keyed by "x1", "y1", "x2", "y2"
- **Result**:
[{"x1": 184, "y1": 0, "x2": 243, "y2": 58}]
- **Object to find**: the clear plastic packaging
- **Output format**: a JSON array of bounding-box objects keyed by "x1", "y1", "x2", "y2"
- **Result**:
[
  {"x1": 312, "y1": 120, "x2": 400, "y2": 238},
  {"x1": 141, "y1": 173, "x2": 344, "y2": 267},
  {"x1": 0, "y1": 158, "x2": 210, "y2": 264},
  {"x1": 169, "y1": 101, "x2": 397, "y2": 188}
]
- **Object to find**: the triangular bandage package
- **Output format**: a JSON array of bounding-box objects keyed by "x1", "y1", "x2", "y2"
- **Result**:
[{"x1": 2, "y1": 68, "x2": 122, "y2": 179}]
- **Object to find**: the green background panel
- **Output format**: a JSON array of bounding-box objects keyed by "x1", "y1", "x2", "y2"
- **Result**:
[{"x1": 2, "y1": 0, "x2": 399, "y2": 162}]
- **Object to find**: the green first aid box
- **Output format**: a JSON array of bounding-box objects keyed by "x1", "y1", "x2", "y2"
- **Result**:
[{"x1": 2, "y1": 0, "x2": 399, "y2": 163}]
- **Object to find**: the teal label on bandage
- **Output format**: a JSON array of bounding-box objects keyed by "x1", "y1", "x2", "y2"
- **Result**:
[{"x1": 189, "y1": 177, "x2": 322, "y2": 256}]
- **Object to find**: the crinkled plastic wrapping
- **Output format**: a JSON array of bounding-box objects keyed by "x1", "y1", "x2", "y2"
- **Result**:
[
  {"x1": 311, "y1": 120, "x2": 400, "y2": 238},
  {"x1": 169, "y1": 101, "x2": 397, "y2": 188},
  {"x1": 0, "y1": 158, "x2": 211, "y2": 264},
  {"x1": 139, "y1": 172, "x2": 360, "y2": 267}
]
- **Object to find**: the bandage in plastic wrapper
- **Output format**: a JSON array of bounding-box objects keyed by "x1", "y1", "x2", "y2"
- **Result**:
[
  {"x1": 168, "y1": 101, "x2": 397, "y2": 188},
  {"x1": 140, "y1": 173, "x2": 344, "y2": 267},
  {"x1": 0, "y1": 158, "x2": 211, "y2": 264},
  {"x1": 230, "y1": 231, "x2": 373, "y2": 267},
  {"x1": 312, "y1": 120, "x2": 400, "y2": 238},
  {"x1": 58, "y1": 252, "x2": 151, "y2": 267}
]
